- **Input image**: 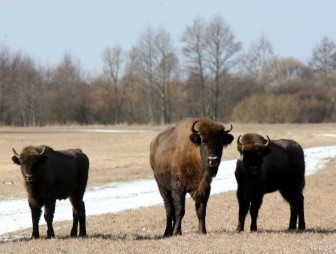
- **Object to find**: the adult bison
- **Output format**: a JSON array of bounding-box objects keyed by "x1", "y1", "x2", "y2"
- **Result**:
[
  {"x1": 150, "y1": 118, "x2": 234, "y2": 236},
  {"x1": 235, "y1": 133, "x2": 305, "y2": 232},
  {"x1": 12, "y1": 145, "x2": 89, "y2": 239}
]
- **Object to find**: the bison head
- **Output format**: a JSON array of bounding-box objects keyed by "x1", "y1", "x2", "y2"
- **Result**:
[
  {"x1": 12, "y1": 146, "x2": 48, "y2": 183},
  {"x1": 189, "y1": 119, "x2": 234, "y2": 175},
  {"x1": 237, "y1": 133, "x2": 271, "y2": 175}
]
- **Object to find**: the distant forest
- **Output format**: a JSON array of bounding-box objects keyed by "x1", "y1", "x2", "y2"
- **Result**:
[{"x1": 1, "y1": 15, "x2": 335, "y2": 126}]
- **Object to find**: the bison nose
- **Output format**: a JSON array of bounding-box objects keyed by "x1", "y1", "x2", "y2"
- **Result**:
[
  {"x1": 25, "y1": 174, "x2": 34, "y2": 183},
  {"x1": 208, "y1": 156, "x2": 219, "y2": 167}
]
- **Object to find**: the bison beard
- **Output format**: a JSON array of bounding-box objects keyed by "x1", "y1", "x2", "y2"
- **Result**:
[
  {"x1": 150, "y1": 118, "x2": 234, "y2": 237},
  {"x1": 12, "y1": 145, "x2": 89, "y2": 239},
  {"x1": 235, "y1": 133, "x2": 306, "y2": 232}
]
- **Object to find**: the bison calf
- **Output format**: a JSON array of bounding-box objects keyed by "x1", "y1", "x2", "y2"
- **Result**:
[
  {"x1": 235, "y1": 133, "x2": 305, "y2": 232},
  {"x1": 150, "y1": 118, "x2": 234, "y2": 237},
  {"x1": 12, "y1": 145, "x2": 89, "y2": 239}
]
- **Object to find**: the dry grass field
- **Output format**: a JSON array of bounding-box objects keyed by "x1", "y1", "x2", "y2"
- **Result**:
[{"x1": 1, "y1": 123, "x2": 336, "y2": 253}]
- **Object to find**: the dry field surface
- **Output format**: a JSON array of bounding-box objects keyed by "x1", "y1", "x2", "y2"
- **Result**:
[{"x1": 1, "y1": 123, "x2": 336, "y2": 253}]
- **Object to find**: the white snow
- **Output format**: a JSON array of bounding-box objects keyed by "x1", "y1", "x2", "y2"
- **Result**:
[
  {"x1": 1, "y1": 145, "x2": 336, "y2": 236},
  {"x1": 317, "y1": 134, "x2": 336, "y2": 138}
]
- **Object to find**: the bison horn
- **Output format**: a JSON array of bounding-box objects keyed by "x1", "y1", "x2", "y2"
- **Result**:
[
  {"x1": 224, "y1": 124, "x2": 233, "y2": 134},
  {"x1": 12, "y1": 148, "x2": 20, "y2": 158},
  {"x1": 191, "y1": 120, "x2": 199, "y2": 134},
  {"x1": 237, "y1": 135, "x2": 244, "y2": 151},
  {"x1": 264, "y1": 136, "x2": 270, "y2": 147},
  {"x1": 237, "y1": 135, "x2": 242, "y2": 146},
  {"x1": 40, "y1": 146, "x2": 46, "y2": 155}
]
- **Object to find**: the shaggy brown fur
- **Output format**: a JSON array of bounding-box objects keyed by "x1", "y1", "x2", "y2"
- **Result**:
[
  {"x1": 150, "y1": 118, "x2": 234, "y2": 237},
  {"x1": 237, "y1": 133, "x2": 269, "y2": 153},
  {"x1": 12, "y1": 145, "x2": 89, "y2": 239}
]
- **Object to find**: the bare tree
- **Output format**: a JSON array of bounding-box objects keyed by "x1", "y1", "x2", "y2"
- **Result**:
[
  {"x1": 46, "y1": 54, "x2": 90, "y2": 124},
  {"x1": 0, "y1": 46, "x2": 11, "y2": 125},
  {"x1": 181, "y1": 17, "x2": 207, "y2": 117},
  {"x1": 243, "y1": 34, "x2": 276, "y2": 87},
  {"x1": 155, "y1": 27, "x2": 179, "y2": 124},
  {"x1": 102, "y1": 45, "x2": 128, "y2": 123},
  {"x1": 309, "y1": 36, "x2": 336, "y2": 83},
  {"x1": 267, "y1": 57, "x2": 306, "y2": 83},
  {"x1": 309, "y1": 36, "x2": 336, "y2": 116},
  {"x1": 133, "y1": 26, "x2": 160, "y2": 123},
  {"x1": 122, "y1": 47, "x2": 139, "y2": 124},
  {"x1": 204, "y1": 14, "x2": 242, "y2": 120},
  {"x1": 11, "y1": 52, "x2": 41, "y2": 126}
]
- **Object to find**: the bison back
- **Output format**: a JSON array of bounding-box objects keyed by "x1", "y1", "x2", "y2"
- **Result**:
[
  {"x1": 262, "y1": 139, "x2": 305, "y2": 191},
  {"x1": 150, "y1": 119, "x2": 202, "y2": 189},
  {"x1": 45, "y1": 149, "x2": 89, "y2": 199}
]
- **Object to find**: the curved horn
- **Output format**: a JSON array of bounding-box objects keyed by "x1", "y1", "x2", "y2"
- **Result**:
[
  {"x1": 191, "y1": 120, "x2": 199, "y2": 134},
  {"x1": 224, "y1": 124, "x2": 233, "y2": 134},
  {"x1": 237, "y1": 135, "x2": 244, "y2": 151},
  {"x1": 40, "y1": 146, "x2": 46, "y2": 155},
  {"x1": 12, "y1": 148, "x2": 20, "y2": 158},
  {"x1": 264, "y1": 135, "x2": 270, "y2": 147},
  {"x1": 237, "y1": 135, "x2": 242, "y2": 146}
]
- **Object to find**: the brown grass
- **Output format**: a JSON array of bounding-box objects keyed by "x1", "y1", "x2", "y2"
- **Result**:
[{"x1": 1, "y1": 123, "x2": 336, "y2": 253}]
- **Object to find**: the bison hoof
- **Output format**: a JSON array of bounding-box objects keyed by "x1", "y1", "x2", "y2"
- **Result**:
[
  {"x1": 298, "y1": 226, "x2": 305, "y2": 231},
  {"x1": 198, "y1": 229, "x2": 207, "y2": 234},
  {"x1": 173, "y1": 230, "x2": 182, "y2": 236},
  {"x1": 236, "y1": 226, "x2": 244, "y2": 232},
  {"x1": 47, "y1": 231, "x2": 55, "y2": 239},
  {"x1": 250, "y1": 227, "x2": 257, "y2": 232},
  {"x1": 163, "y1": 232, "x2": 172, "y2": 238}
]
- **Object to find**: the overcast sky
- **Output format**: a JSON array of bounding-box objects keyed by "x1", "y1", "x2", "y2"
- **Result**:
[{"x1": 1, "y1": 0, "x2": 335, "y2": 74}]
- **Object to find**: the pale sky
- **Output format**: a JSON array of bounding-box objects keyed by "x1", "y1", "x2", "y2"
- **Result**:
[{"x1": 1, "y1": 0, "x2": 335, "y2": 74}]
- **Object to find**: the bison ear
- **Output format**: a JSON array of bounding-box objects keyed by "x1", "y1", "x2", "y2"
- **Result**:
[
  {"x1": 12, "y1": 156, "x2": 21, "y2": 165},
  {"x1": 263, "y1": 147, "x2": 272, "y2": 156},
  {"x1": 189, "y1": 133, "x2": 201, "y2": 145},
  {"x1": 223, "y1": 134, "x2": 234, "y2": 147},
  {"x1": 38, "y1": 155, "x2": 48, "y2": 164}
]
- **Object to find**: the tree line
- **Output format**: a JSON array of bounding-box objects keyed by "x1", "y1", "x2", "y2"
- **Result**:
[{"x1": 1, "y1": 15, "x2": 335, "y2": 126}]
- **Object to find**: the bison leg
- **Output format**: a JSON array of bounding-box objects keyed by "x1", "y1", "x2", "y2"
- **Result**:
[
  {"x1": 249, "y1": 195, "x2": 263, "y2": 232},
  {"x1": 79, "y1": 201, "x2": 87, "y2": 237},
  {"x1": 172, "y1": 191, "x2": 186, "y2": 236},
  {"x1": 158, "y1": 186, "x2": 175, "y2": 237},
  {"x1": 70, "y1": 193, "x2": 87, "y2": 237},
  {"x1": 44, "y1": 200, "x2": 56, "y2": 238},
  {"x1": 29, "y1": 203, "x2": 42, "y2": 239},
  {"x1": 297, "y1": 194, "x2": 305, "y2": 230},
  {"x1": 236, "y1": 188, "x2": 249, "y2": 232},
  {"x1": 288, "y1": 194, "x2": 305, "y2": 230},
  {"x1": 195, "y1": 188, "x2": 210, "y2": 234},
  {"x1": 289, "y1": 206, "x2": 298, "y2": 229},
  {"x1": 280, "y1": 190, "x2": 305, "y2": 230}
]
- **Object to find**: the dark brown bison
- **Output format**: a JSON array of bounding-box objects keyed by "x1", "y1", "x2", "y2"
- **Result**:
[
  {"x1": 150, "y1": 118, "x2": 234, "y2": 236},
  {"x1": 235, "y1": 133, "x2": 305, "y2": 232},
  {"x1": 12, "y1": 145, "x2": 89, "y2": 239}
]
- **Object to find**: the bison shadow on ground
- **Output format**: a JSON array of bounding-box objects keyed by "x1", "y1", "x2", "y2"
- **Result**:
[{"x1": 2, "y1": 228, "x2": 336, "y2": 244}]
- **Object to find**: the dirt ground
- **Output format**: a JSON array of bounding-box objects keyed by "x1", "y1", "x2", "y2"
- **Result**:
[{"x1": 0, "y1": 123, "x2": 336, "y2": 253}]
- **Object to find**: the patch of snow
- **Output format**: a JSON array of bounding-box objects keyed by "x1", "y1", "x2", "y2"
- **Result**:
[
  {"x1": 317, "y1": 134, "x2": 336, "y2": 138},
  {"x1": 1, "y1": 145, "x2": 336, "y2": 236}
]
